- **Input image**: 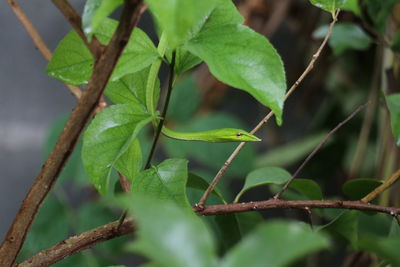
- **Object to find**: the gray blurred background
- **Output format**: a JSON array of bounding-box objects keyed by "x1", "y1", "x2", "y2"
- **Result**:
[{"x1": 0, "y1": 1, "x2": 77, "y2": 240}]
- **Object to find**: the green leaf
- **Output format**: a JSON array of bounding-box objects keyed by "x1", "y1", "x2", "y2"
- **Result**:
[
  {"x1": 186, "y1": 24, "x2": 286, "y2": 124},
  {"x1": 131, "y1": 159, "x2": 190, "y2": 208},
  {"x1": 340, "y1": 0, "x2": 361, "y2": 16},
  {"x1": 166, "y1": 47, "x2": 202, "y2": 75},
  {"x1": 289, "y1": 179, "x2": 323, "y2": 200},
  {"x1": 82, "y1": 0, "x2": 123, "y2": 38},
  {"x1": 358, "y1": 236, "x2": 400, "y2": 266},
  {"x1": 313, "y1": 23, "x2": 371, "y2": 55},
  {"x1": 164, "y1": 113, "x2": 256, "y2": 176},
  {"x1": 309, "y1": 0, "x2": 347, "y2": 13},
  {"x1": 105, "y1": 66, "x2": 160, "y2": 113},
  {"x1": 145, "y1": 0, "x2": 216, "y2": 48},
  {"x1": 114, "y1": 139, "x2": 142, "y2": 181},
  {"x1": 318, "y1": 210, "x2": 359, "y2": 248},
  {"x1": 47, "y1": 19, "x2": 158, "y2": 85},
  {"x1": 82, "y1": 104, "x2": 153, "y2": 195},
  {"x1": 119, "y1": 195, "x2": 218, "y2": 267},
  {"x1": 46, "y1": 30, "x2": 93, "y2": 85},
  {"x1": 342, "y1": 178, "x2": 382, "y2": 200},
  {"x1": 256, "y1": 132, "x2": 327, "y2": 167},
  {"x1": 386, "y1": 93, "x2": 400, "y2": 146},
  {"x1": 221, "y1": 221, "x2": 329, "y2": 267},
  {"x1": 234, "y1": 167, "x2": 292, "y2": 203}
]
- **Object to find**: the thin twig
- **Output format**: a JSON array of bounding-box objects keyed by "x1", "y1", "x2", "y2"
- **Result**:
[
  {"x1": 51, "y1": 0, "x2": 104, "y2": 58},
  {"x1": 274, "y1": 102, "x2": 369, "y2": 199},
  {"x1": 362, "y1": 168, "x2": 400, "y2": 203},
  {"x1": 197, "y1": 10, "x2": 340, "y2": 208},
  {"x1": 7, "y1": 0, "x2": 82, "y2": 99},
  {"x1": 0, "y1": 1, "x2": 144, "y2": 265},
  {"x1": 20, "y1": 198, "x2": 400, "y2": 266}
]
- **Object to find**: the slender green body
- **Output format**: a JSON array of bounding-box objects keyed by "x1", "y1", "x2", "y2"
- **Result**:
[{"x1": 162, "y1": 126, "x2": 261, "y2": 142}]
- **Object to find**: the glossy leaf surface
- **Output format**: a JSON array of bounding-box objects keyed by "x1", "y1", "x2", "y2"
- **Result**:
[
  {"x1": 82, "y1": 0, "x2": 123, "y2": 37},
  {"x1": 131, "y1": 159, "x2": 190, "y2": 208},
  {"x1": 82, "y1": 104, "x2": 153, "y2": 194},
  {"x1": 186, "y1": 24, "x2": 286, "y2": 124},
  {"x1": 47, "y1": 19, "x2": 158, "y2": 85}
]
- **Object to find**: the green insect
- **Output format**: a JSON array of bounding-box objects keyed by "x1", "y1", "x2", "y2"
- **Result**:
[{"x1": 162, "y1": 126, "x2": 261, "y2": 142}]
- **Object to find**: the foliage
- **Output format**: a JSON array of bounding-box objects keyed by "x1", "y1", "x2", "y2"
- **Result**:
[{"x1": 6, "y1": 0, "x2": 400, "y2": 266}]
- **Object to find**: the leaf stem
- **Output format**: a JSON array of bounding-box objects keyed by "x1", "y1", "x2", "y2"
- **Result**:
[
  {"x1": 146, "y1": 32, "x2": 168, "y2": 117},
  {"x1": 145, "y1": 51, "x2": 176, "y2": 169},
  {"x1": 197, "y1": 10, "x2": 340, "y2": 208}
]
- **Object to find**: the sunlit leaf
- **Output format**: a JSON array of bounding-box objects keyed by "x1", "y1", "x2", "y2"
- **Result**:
[
  {"x1": 82, "y1": 104, "x2": 153, "y2": 195},
  {"x1": 47, "y1": 19, "x2": 158, "y2": 85},
  {"x1": 131, "y1": 159, "x2": 190, "y2": 208},
  {"x1": 309, "y1": 0, "x2": 347, "y2": 13},
  {"x1": 105, "y1": 66, "x2": 160, "y2": 113},
  {"x1": 82, "y1": 0, "x2": 123, "y2": 38},
  {"x1": 145, "y1": 0, "x2": 216, "y2": 48},
  {"x1": 186, "y1": 24, "x2": 286, "y2": 124}
]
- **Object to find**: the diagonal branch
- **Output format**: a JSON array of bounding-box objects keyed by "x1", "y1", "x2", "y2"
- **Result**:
[
  {"x1": 7, "y1": 0, "x2": 82, "y2": 99},
  {"x1": 0, "y1": 1, "x2": 144, "y2": 265},
  {"x1": 52, "y1": 0, "x2": 104, "y2": 59},
  {"x1": 17, "y1": 219, "x2": 135, "y2": 267},
  {"x1": 197, "y1": 10, "x2": 340, "y2": 208},
  {"x1": 19, "y1": 199, "x2": 400, "y2": 266},
  {"x1": 274, "y1": 102, "x2": 369, "y2": 199}
]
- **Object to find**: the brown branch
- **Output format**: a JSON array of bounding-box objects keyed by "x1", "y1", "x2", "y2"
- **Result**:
[
  {"x1": 51, "y1": 0, "x2": 104, "y2": 59},
  {"x1": 17, "y1": 219, "x2": 135, "y2": 267},
  {"x1": 0, "y1": 1, "x2": 144, "y2": 265},
  {"x1": 362, "y1": 168, "x2": 400, "y2": 203},
  {"x1": 197, "y1": 10, "x2": 340, "y2": 208},
  {"x1": 273, "y1": 102, "x2": 369, "y2": 199},
  {"x1": 20, "y1": 199, "x2": 400, "y2": 266},
  {"x1": 7, "y1": 0, "x2": 82, "y2": 99}
]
